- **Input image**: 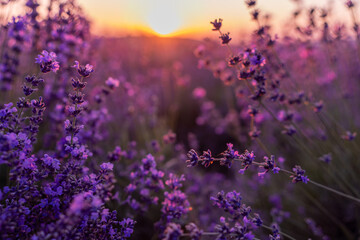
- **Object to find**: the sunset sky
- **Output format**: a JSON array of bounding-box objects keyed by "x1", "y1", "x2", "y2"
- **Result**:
[{"x1": 76, "y1": 0, "x2": 351, "y2": 39}]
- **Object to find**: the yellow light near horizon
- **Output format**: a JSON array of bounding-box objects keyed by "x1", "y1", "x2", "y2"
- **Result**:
[{"x1": 146, "y1": 1, "x2": 181, "y2": 36}]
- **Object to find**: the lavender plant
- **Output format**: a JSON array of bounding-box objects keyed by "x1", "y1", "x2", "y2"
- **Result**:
[{"x1": 0, "y1": 52, "x2": 135, "y2": 239}]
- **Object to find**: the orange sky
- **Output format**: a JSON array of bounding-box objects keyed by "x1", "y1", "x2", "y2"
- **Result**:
[
  {"x1": 76, "y1": 0, "x2": 352, "y2": 39},
  {"x1": 3, "y1": 0, "x2": 353, "y2": 39}
]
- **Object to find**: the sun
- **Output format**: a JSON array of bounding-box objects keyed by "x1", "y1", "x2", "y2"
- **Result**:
[{"x1": 147, "y1": 1, "x2": 181, "y2": 36}]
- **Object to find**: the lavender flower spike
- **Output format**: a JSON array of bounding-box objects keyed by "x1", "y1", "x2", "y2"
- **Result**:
[
  {"x1": 210, "y1": 18, "x2": 223, "y2": 31},
  {"x1": 73, "y1": 61, "x2": 94, "y2": 78},
  {"x1": 291, "y1": 165, "x2": 309, "y2": 183},
  {"x1": 35, "y1": 50, "x2": 59, "y2": 73},
  {"x1": 100, "y1": 162, "x2": 114, "y2": 171}
]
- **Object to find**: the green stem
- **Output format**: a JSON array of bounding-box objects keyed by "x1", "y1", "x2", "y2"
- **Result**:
[
  {"x1": 308, "y1": 179, "x2": 360, "y2": 204},
  {"x1": 299, "y1": 187, "x2": 354, "y2": 239},
  {"x1": 279, "y1": 169, "x2": 360, "y2": 204}
]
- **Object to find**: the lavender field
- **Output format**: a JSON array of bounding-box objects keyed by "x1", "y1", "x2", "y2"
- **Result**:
[{"x1": 1, "y1": 0, "x2": 360, "y2": 239}]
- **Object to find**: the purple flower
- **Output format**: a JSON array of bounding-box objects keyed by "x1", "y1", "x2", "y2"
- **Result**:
[
  {"x1": 249, "y1": 127, "x2": 261, "y2": 139},
  {"x1": 211, "y1": 190, "x2": 254, "y2": 221},
  {"x1": 69, "y1": 191, "x2": 103, "y2": 215},
  {"x1": 282, "y1": 125, "x2": 297, "y2": 136},
  {"x1": 107, "y1": 146, "x2": 125, "y2": 162},
  {"x1": 25, "y1": 75, "x2": 44, "y2": 87},
  {"x1": 313, "y1": 100, "x2": 323, "y2": 113},
  {"x1": 100, "y1": 162, "x2": 114, "y2": 171},
  {"x1": 163, "y1": 130, "x2": 176, "y2": 144},
  {"x1": 150, "y1": 140, "x2": 161, "y2": 153},
  {"x1": 239, "y1": 150, "x2": 255, "y2": 174},
  {"x1": 291, "y1": 165, "x2": 309, "y2": 183},
  {"x1": 346, "y1": 0, "x2": 354, "y2": 8},
  {"x1": 200, "y1": 149, "x2": 214, "y2": 168},
  {"x1": 192, "y1": 87, "x2": 206, "y2": 99},
  {"x1": 319, "y1": 153, "x2": 332, "y2": 164},
  {"x1": 73, "y1": 61, "x2": 94, "y2": 78},
  {"x1": 219, "y1": 32, "x2": 232, "y2": 44},
  {"x1": 210, "y1": 18, "x2": 223, "y2": 31},
  {"x1": 105, "y1": 77, "x2": 120, "y2": 89},
  {"x1": 71, "y1": 78, "x2": 86, "y2": 90},
  {"x1": 215, "y1": 216, "x2": 231, "y2": 239},
  {"x1": 269, "y1": 224, "x2": 281, "y2": 240},
  {"x1": 185, "y1": 223, "x2": 202, "y2": 240},
  {"x1": 119, "y1": 218, "x2": 136, "y2": 238},
  {"x1": 56, "y1": 186, "x2": 63, "y2": 195},
  {"x1": 221, "y1": 143, "x2": 240, "y2": 168},
  {"x1": 22, "y1": 156, "x2": 37, "y2": 170},
  {"x1": 305, "y1": 218, "x2": 329, "y2": 240},
  {"x1": 341, "y1": 131, "x2": 357, "y2": 141},
  {"x1": 126, "y1": 153, "x2": 164, "y2": 211},
  {"x1": 141, "y1": 154, "x2": 156, "y2": 172},
  {"x1": 35, "y1": 50, "x2": 59, "y2": 73},
  {"x1": 6, "y1": 132, "x2": 19, "y2": 148},
  {"x1": 251, "y1": 9, "x2": 260, "y2": 20},
  {"x1": 228, "y1": 56, "x2": 241, "y2": 66},
  {"x1": 245, "y1": 0, "x2": 256, "y2": 8},
  {"x1": 162, "y1": 189, "x2": 191, "y2": 221},
  {"x1": 258, "y1": 155, "x2": 280, "y2": 178},
  {"x1": 165, "y1": 173, "x2": 185, "y2": 190},
  {"x1": 230, "y1": 221, "x2": 255, "y2": 240},
  {"x1": 161, "y1": 173, "x2": 191, "y2": 221},
  {"x1": 22, "y1": 85, "x2": 35, "y2": 96},
  {"x1": 163, "y1": 223, "x2": 183, "y2": 240},
  {"x1": 42, "y1": 154, "x2": 60, "y2": 170},
  {"x1": 186, "y1": 149, "x2": 199, "y2": 167}
]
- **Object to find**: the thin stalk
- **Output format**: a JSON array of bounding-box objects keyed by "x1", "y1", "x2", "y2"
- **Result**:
[
  {"x1": 70, "y1": 88, "x2": 79, "y2": 145},
  {"x1": 14, "y1": 95, "x2": 29, "y2": 131},
  {"x1": 255, "y1": 138, "x2": 271, "y2": 156},
  {"x1": 70, "y1": 77, "x2": 83, "y2": 145},
  {"x1": 299, "y1": 187, "x2": 354, "y2": 239},
  {"x1": 349, "y1": 7, "x2": 360, "y2": 60},
  {"x1": 196, "y1": 158, "x2": 360, "y2": 204},
  {"x1": 181, "y1": 232, "x2": 218, "y2": 238},
  {"x1": 279, "y1": 169, "x2": 360, "y2": 204}
]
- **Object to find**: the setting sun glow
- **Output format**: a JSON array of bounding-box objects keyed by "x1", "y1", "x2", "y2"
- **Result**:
[{"x1": 146, "y1": 0, "x2": 181, "y2": 36}]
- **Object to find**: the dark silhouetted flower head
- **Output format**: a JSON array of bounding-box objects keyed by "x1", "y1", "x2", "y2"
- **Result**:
[
  {"x1": 210, "y1": 18, "x2": 223, "y2": 31},
  {"x1": 219, "y1": 32, "x2": 232, "y2": 44}
]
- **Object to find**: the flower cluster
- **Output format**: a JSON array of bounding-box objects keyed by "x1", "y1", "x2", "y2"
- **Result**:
[
  {"x1": 210, "y1": 18, "x2": 223, "y2": 31},
  {"x1": 211, "y1": 191, "x2": 262, "y2": 239},
  {"x1": 35, "y1": 50, "x2": 60, "y2": 73},
  {"x1": 238, "y1": 150, "x2": 256, "y2": 174},
  {"x1": 126, "y1": 154, "x2": 165, "y2": 211},
  {"x1": 156, "y1": 173, "x2": 191, "y2": 239},
  {"x1": 161, "y1": 173, "x2": 191, "y2": 222},
  {"x1": 258, "y1": 155, "x2": 280, "y2": 178},
  {"x1": 0, "y1": 52, "x2": 135, "y2": 239},
  {"x1": 290, "y1": 165, "x2": 309, "y2": 183},
  {"x1": 220, "y1": 143, "x2": 240, "y2": 168},
  {"x1": 73, "y1": 61, "x2": 94, "y2": 78},
  {"x1": 0, "y1": 16, "x2": 28, "y2": 91},
  {"x1": 200, "y1": 149, "x2": 214, "y2": 168}
]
